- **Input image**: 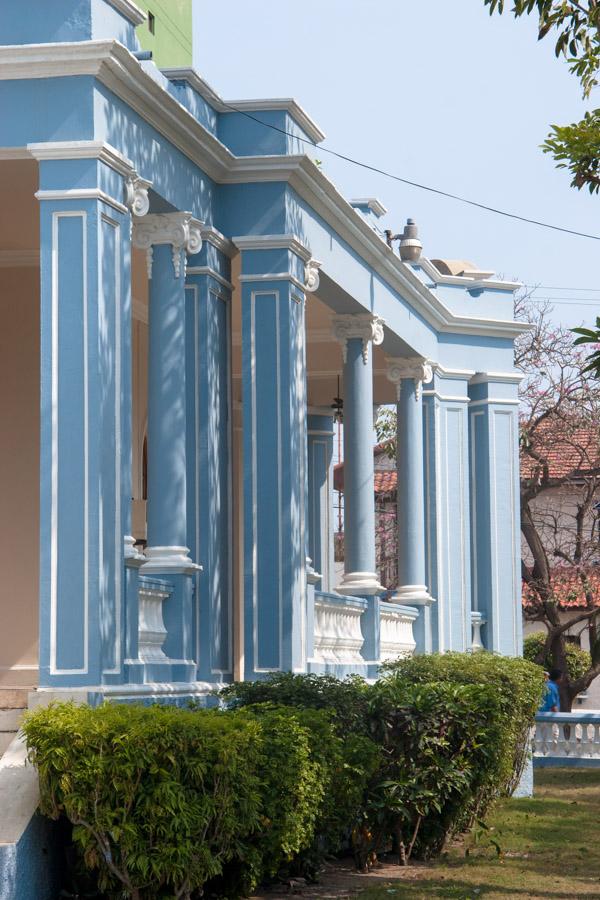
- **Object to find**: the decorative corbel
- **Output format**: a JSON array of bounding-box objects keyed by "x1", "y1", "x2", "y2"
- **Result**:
[
  {"x1": 304, "y1": 258, "x2": 322, "y2": 293},
  {"x1": 125, "y1": 174, "x2": 151, "y2": 217}
]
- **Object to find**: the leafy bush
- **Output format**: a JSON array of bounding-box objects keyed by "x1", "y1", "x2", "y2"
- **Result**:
[
  {"x1": 362, "y1": 677, "x2": 505, "y2": 863},
  {"x1": 23, "y1": 703, "x2": 264, "y2": 900},
  {"x1": 207, "y1": 705, "x2": 326, "y2": 898},
  {"x1": 524, "y1": 631, "x2": 592, "y2": 683},
  {"x1": 381, "y1": 652, "x2": 545, "y2": 799},
  {"x1": 219, "y1": 671, "x2": 371, "y2": 736}
]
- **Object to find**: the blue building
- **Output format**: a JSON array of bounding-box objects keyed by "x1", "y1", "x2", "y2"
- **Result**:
[{"x1": 0, "y1": 0, "x2": 525, "y2": 708}]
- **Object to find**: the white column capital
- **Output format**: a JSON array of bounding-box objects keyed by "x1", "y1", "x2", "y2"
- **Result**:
[
  {"x1": 125, "y1": 174, "x2": 151, "y2": 217},
  {"x1": 386, "y1": 356, "x2": 433, "y2": 400},
  {"x1": 132, "y1": 212, "x2": 203, "y2": 279},
  {"x1": 331, "y1": 313, "x2": 385, "y2": 364},
  {"x1": 304, "y1": 258, "x2": 322, "y2": 293}
]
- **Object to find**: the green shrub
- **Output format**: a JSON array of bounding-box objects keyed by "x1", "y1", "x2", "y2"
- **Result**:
[
  {"x1": 219, "y1": 671, "x2": 371, "y2": 736},
  {"x1": 23, "y1": 702, "x2": 264, "y2": 900},
  {"x1": 208, "y1": 705, "x2": 326, "y2": 898},
  {"x1": 362, "y1": 677, "x2": 505, "y2": 864},
  {"x1": 524, "y1": 631, "x2": 591, "y2": 683},
  {"x1": 381, "y1": 652, "x2": 545, "y2": 799}
]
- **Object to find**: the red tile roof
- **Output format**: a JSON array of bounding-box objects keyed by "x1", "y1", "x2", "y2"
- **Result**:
[
  {"x1": 522, "y1": 567, "x2": 600, "y2": 610},
  {"x1": 521, "y1": 423, "x2": 600, "y2": 482},
  {"x1": 374, "y1": 471, "x2": 397, "y2": 495}
]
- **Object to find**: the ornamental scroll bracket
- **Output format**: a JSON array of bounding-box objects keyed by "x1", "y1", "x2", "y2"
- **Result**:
[
  {"x1": 132, "y1": 212, "x2": 203, "y2": 279},
  {"x1": 125, "y1": 174, "x2": 152, "y2": 218},
  {"x1": 304, "y1": 258, "x2": 322, "y2": 293},
  {"x1": 385, "y1": 356, "x2": 433, "y2": 401},
  {"x1": 331, "y1": 314, "x2": 385, "y2": 365}
]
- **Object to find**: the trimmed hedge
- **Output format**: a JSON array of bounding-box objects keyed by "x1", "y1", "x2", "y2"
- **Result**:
[{"x1": 23, "y1": 654, "x2": 544, "y2": 898}]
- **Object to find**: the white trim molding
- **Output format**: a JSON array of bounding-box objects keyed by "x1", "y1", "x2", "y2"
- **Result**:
[
  {"x1": 412, "y1": 256, "x2": 521, "y2": 293},
  {"x1": 186, "y1": 266, "x2": 233, "y2": 291},
  {"x1": 28, "y1": 140, "x2": 134, "y2": 176},
  {"x1": 106, "y1": 0, "x2": 147, "y2": 25},
  {"x1": 161, "y1": 68, "x2": 325, "y2": 143},
  {"x1": 331, "y1": 313, "x2": 385, "y2": 365},
  {"x1": 35, "y1": 188, "x2": 128, "y2": 214},
  {"x1": 349, "y1": 197, "x2": 388, "y2": 218},
  {"x1": 386, "y1": 356, "x2": 433, "y2": 401},
  {"x1": 469, "y1": 371, "x2": 524, "y2": 385},
  {"x1": 133, "y1": 212, "x2": 203, "y2": 278},
  {"x1": 125, "y1": 174, "x2": 151, "y2": 217},
  {"x1": 201, "y1": 225, "x2": 235, "y2": 257},
  {"x1": 141, "y1": 545, "x2": 201, "y2": 575},
  {"x1": 232, "y1": 233, "x2": 312, "y2": 262}
]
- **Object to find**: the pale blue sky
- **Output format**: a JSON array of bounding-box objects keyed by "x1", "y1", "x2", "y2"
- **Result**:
[{"x1": 193, "y1": 0, "x2": 599, "y2": 327}]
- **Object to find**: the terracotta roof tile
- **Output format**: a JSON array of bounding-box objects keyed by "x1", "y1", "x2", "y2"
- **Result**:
[
  {"x1": 520, "y1": 422, "x2": 600, "y2": 482},
  {"x1": 522, "y1": 567, "x2": 600, "y2": 610}
]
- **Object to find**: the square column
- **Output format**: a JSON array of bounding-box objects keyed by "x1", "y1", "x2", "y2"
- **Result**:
[
  {"x1": 468, "y1": 374, "x2": 522, "y2": 655},
  {"x1": 36, "y1": 160, "x2": 134, "y2": 687},
  {"x1": 185, "y1": 245, "x2": 233, "y2": 682},
  {"x1": 422, "y1": 369, "x2": 473, "y2": 652},
  {"x1": 386, "y1": 358, "x2": 435, "y2": 652},
  {"x1": 238, "y1": 243, "x2": 317, "y2": 678},
  {"x1": 332, "y1": 315, "x2": 385, "y2": 597}
]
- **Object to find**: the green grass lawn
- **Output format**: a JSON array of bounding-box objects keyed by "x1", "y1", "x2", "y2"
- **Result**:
[{"x1": 357, "y1": 769, "x2": 600, "y2": 900}]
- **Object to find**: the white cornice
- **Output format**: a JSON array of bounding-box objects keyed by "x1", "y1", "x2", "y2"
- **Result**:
[
  {"x1": 413, "y1": 256, "x2": 521, "y2": 293},
  {"x1": 186, "y1": 266, "x2": 233, "y2": 291},
  {"x1": 0, "y1": 249, "x2": 39, "y2": 268},
  {"x1": 35, "y1": 187, "x2": 128, "y2": 213},
  {"x1": 161, "y1": 68, "x2": 325, "y2": 144},
  {"x1": 232, "y1": 233, "x2": 312, "y2": 262},
  {"x1": 0, "y1": 40, "x2": 525, "y2": 340},
  {"x1": 201, "y1": 225, "x2": 235, "y2": 257},
  {"x1": 349, "y1": 197, "x2": 388, "y2": 218},
  {"x1": 106, "y1": 0, "x2": 146, "y2": 26},
  {"x1": 28, "y1": 140, "x2": 134, "y2": 176},
  {"x1": 469, "y1": 371, "x2": 523, "y2": 385}
]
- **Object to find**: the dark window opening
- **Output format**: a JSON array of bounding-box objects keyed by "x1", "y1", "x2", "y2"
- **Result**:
[{"x1": 148, "y1": 11, "x2": 156, "y2": 34}]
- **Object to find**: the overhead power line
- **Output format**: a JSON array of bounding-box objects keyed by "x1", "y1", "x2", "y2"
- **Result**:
[{"x1": 222, "y1": 102, "x2": 600, "y2": 242}]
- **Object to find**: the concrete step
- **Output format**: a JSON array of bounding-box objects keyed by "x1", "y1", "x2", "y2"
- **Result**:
[
  {"x1": 0, "y1": 731, "x2": 15, "y2": 755},
  {"x1": 0, "y1": 708, "x2": 24, "y2": 732},
  {"x1": 0, "y1": 689, "x2": 28, "y2": 709}
]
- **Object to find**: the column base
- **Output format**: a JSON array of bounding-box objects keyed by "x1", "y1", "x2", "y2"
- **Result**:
[
  {"x1": 140, "y1": 546, "x2": 201, "y2": 575},
  {"x1": 390, "y1": 585, "x2": 434, "y2": 606},
  {"x1": 336, "y1": 571, "x2": 384, "y2": 596}
]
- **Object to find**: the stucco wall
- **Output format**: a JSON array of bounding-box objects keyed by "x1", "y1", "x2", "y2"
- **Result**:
[{"x1": 0, "y1": 267, "x2": 39, "y2": 686}]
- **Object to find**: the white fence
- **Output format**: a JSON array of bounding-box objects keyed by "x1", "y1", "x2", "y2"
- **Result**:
[{"x1": 533, "y1": 712, "x2": 600, "y2": 767}]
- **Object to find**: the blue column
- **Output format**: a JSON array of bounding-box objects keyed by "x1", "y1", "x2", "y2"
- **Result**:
[
  {"x1": 332, "y1": 315, "x2": 384, "y2": 596},
  {"x1": 36, "y1": 158, "x2": 132, "y2": 688},
  {"x1": 185, "y1": 242, "x2": 233, "y2": 682},
  {"x1": 468, "y1": 373, "x2": 521, "y2": 655},
  {"x1": 132, "y1": 213, "x2": 202, "y2": 678},
  {"x1": 239, "y1": 243, "x2": 313, "y2": 678},
  {"x1": 386, "y1": 358, "x2": 434, "y2": 652},
  {"x1": 307, "y1": 414, "x2": 335, "y2": 592},
  {"x1": 422, "y1": 369, "x2": 472, "y2": 652}
]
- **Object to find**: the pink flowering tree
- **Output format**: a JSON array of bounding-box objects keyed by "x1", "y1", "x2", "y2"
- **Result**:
[{"x1": 517, "y1": 295, "x2": 600, "y2": 710}]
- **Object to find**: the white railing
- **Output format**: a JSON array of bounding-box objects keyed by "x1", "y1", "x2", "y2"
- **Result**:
[
  {"x1": 379, "y1": 601, "x2": 417, "y2": 661},
  {"x1": 534, "y1": 712, "x2": 600, "y2": 767},
  {"x1": 313, "y1": 593, "x2": 367, "y2": 664}
]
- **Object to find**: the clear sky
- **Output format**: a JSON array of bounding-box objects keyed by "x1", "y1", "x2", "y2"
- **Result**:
[{"x1": 193, "y1": 0, "x2": 599, "y2": 328}]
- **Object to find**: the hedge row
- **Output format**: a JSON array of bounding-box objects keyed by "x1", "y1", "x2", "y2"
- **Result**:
[{"x1": 23, "y1": 652, "x2": 544, "y2": 899}]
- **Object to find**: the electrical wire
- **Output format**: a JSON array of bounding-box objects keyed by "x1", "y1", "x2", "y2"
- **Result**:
[{"x1": 220, "y1": 101, "x2": 600, "y2": 242}]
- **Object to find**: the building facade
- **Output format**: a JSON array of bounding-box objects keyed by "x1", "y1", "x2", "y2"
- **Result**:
[{"x1": 0, "y1": 0, "x2": 525, "y2": 711}]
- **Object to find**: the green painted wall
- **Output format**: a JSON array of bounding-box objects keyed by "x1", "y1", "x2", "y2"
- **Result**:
[{"x1": 136, "y1": 0, "x2": 192, "y2": 69}]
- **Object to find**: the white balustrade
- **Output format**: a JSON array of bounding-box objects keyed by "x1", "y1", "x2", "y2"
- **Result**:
[
  {"x1": 533, "y1": 713, "x2": 600, "y2": 766},
  {"x1": 379, "y1": 601, "x2": 417, "y2": 661},
  {"x1": 137, "y1": 582, "x2": 170, "y2": 661},
  {"x1": 313, "y1": 594, "x2": 366, "y2": 664}
]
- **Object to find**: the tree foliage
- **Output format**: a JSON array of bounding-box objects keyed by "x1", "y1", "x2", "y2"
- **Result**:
[{"x1": 484, "y1": 1, "x2": 600, "y2": 192}]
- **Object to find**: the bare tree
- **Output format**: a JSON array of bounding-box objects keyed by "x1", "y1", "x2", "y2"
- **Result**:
[{"x1": 517, "y1": 293, "x2": 600, "y2": 710}]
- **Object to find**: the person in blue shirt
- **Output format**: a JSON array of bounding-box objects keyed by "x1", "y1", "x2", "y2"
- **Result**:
[{"x1": 540, "y1": 668, "x2": 563, "y2": 712}]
